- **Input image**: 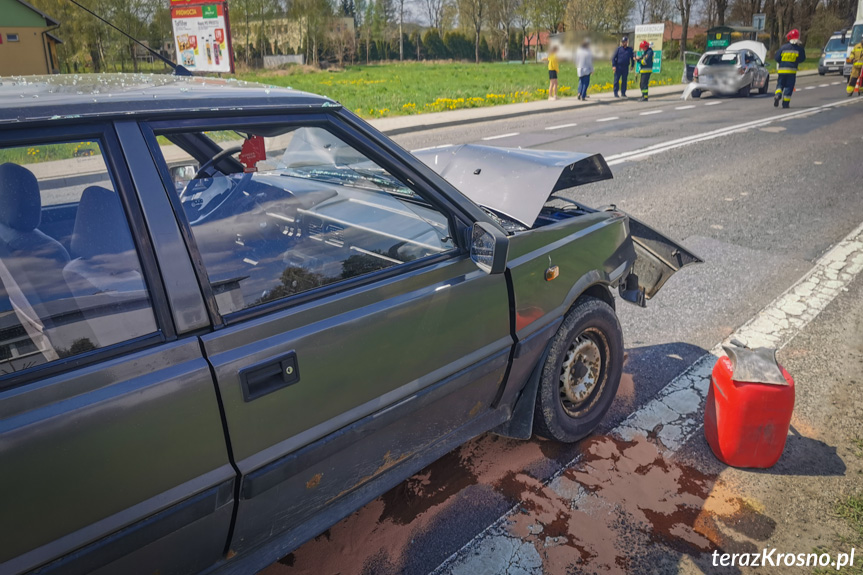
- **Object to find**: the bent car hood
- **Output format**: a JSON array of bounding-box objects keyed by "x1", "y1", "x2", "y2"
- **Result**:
[{"x1": 414, "y1": 144, "x2": 612, "y2": 227}]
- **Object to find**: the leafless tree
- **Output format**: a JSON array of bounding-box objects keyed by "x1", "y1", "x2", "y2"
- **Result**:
[
  {"x1": 675, "y1": 0, "x2": 693, "y2": 60},
  {"x1": 458, "y1": 0, "x2": 487, "y2": 62},
  {"x1": 423, "y1": 0, "x2": 448, "y2": 33}
]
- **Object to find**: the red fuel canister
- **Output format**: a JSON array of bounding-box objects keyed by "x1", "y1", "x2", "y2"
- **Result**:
[{"x1": 704, "y1": 346, "x2": 795, "y2": 469}]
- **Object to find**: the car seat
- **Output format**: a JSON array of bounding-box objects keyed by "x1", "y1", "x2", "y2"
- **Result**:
[
  {"x1": 0, "y1": 163, "x2": 73, "y2": 314},
  {"x1": 63, "y1": 185, "x2": 147, "y2": 297}
]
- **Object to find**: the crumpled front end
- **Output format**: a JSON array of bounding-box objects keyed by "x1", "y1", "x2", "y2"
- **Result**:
[{"x1": 414, "y1": 144, "x2": 702, "y2": 305}]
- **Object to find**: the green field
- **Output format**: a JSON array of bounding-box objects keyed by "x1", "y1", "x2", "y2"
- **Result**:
[
  {"x1": 241, "y1": 60, "x2": 684, "y2": 118},
  {"x1": 239, "y1": 55, "x2": 824, "y2": 120}
]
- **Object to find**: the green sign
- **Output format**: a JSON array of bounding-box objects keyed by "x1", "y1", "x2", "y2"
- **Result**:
[
  {"x1": 202, "y1": 4, "x2": 218, "y2": 18},
  {"x1": 635, "y1": 50, "x2": 662, "y2": 74},
  {"x1": 707, "y1": 32, "x2": 730, "y2": 49}
]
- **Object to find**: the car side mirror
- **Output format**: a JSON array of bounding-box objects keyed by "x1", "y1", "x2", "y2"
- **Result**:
[
  {"x1": 171, "y1": 164, "x2": 198, "y2": 185},
  {"x1": 470, "y1": 221, "x2": 509, "y2": 274}
]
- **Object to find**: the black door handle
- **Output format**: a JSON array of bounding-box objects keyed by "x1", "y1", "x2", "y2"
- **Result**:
[{"x1": 239, "y1": 351, "x2": 300, "y2": 401}]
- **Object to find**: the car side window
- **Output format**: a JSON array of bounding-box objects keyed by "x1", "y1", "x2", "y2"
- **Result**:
[
  {"x1": 0, "y1": 141, "x2": 158, "y2": 379},
  {"x1": 152, "y1": 125, "x2": 456, "y2": 316}
]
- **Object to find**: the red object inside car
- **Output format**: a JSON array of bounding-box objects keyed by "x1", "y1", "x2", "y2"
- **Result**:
[{"x1": 704, "y1": 355, "x2": 795, "y2": 469}]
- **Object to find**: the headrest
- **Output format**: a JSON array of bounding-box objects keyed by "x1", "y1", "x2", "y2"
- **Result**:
[
  {"x1": 71, "y1": 186, "x2": 135, "y2": 259},
  {"x1": 0, "y1": 163, "x2": 42, "y2": 231}
]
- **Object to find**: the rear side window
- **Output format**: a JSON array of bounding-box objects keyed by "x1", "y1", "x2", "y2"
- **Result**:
[{"x1": 0, "y1": 141, "x2": 157, "y2": 379}]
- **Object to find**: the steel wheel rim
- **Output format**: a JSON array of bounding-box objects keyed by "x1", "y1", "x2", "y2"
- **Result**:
[{"x1": 558, "y1": 327, "x2": 609, "y2": 417}]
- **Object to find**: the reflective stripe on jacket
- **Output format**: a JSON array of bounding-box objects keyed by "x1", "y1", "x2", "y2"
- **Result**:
[
  {"x1": 849, "y1": 43, "x2": 863, "y2": 67},
  {"x1": 774, "y1": 42, "x2": 805, "y2": 74},
  {"x1": 639, "y1": 48, "x2": 653, "y2": 73}
]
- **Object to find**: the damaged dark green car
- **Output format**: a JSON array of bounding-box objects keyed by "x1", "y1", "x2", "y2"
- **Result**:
[{"x1": 0, "y1": 75, "x2": 700, "y2": 575}]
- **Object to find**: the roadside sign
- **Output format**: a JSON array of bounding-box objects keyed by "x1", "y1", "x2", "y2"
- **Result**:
[
  {"x1": 752, "y1": 14, "x2": 766, "y2": 31},
  {"x1": 171, "y1": 1, "x2": 235, "y2": 73},
  {"x1": 707, "y1": 30, "x2": 731, "y2": 49},
  {"x1": 635, "y1": 23, "x2": 665, "y2": 73}
]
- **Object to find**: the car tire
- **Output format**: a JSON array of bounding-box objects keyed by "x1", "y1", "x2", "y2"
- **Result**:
[
  {"x1": 759, "y1": 76, "x2": 769, "y2": 95},
  {"x1": 738, "y1": 83, "x2": 752, "y2": 97},
  {"x1": 533, "y1": 296, "x2": 624, "y2": 443},
  {"x1": 691, "y1": 89, "x2": 702, "y2": 98},
  {"x1": 818, "y1": 68, "x2": 826, "y2": 76}
]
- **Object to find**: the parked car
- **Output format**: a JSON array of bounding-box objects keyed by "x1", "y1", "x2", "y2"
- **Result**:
[
  {"x1": 819, "y1": 32, "x2": 849, "y2": 75},
  {"x1": 691, "y1": 41, "x2": 770, "y2": 98},
  {"x1": 0, "y1": 74, "x2": 700, "y2": 575}
]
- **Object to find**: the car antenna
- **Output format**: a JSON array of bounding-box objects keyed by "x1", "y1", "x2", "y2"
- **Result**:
[{"x1": 64, "y1": 0, "x2": 193, "y2": 77}]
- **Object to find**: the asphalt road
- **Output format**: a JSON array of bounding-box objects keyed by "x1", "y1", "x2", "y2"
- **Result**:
[{"x1": 262, "y1": 73, "x2": 863, "y2": 575}]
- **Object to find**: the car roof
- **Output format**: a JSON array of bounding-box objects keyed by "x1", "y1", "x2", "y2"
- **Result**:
[{"x1": 0, "y1": 73, "x2": 339, "y2": 126}]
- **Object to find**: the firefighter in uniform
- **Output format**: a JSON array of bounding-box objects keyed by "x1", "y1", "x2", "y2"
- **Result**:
[
  {"x1": 638, "y1": 40, "x2": 654, "y2": 101},
  {"x1": 774, "y1": 29, "x2": 806, "y2": 109},
  {"x1": 846, "y1": 39, "x2": 863, "y2": 96}
]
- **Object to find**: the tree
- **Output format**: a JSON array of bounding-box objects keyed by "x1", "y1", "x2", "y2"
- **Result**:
[
  {"x1": 513, "y1": 0, "x2": 536, "y2": 62},
  {"x1": 489, "y1": 0, "x2": 517, "y2": 59},
  {"x1": 422, "y1": 28, "x2": 447, "y2": 58},
  {"x1": 675, "y1": 0, "x2": 693, "y2": 59},
  {"x1": 538, "y1": 0, "x2": 566, "y2": 33},
  {"x1": 458, "y1": 0, "x2": 487, "y2": 62}
]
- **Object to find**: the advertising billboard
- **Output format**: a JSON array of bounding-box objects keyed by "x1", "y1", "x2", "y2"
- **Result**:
[
  {"x1": 634, "y1": 23, "x2": 665, "y2": 73},
  {"x1": 171, "y1": 1, "x2": 234, "y2": 73}
]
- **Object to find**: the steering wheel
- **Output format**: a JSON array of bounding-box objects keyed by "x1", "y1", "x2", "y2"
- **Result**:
[
  {"x1": 194, "y1": 145, "x2": 243, "y2": 180},
  {"x1": 180, "y1": 171, "x2": 255, "y2": 225}
]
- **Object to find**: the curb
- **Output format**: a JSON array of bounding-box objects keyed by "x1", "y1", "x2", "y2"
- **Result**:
[{"x1": 371, "y1": 69, "x2": 820, "y2": 136}]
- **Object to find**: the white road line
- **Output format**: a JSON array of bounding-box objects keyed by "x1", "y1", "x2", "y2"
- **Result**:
[
  {"x1": 819, "y1": 83, "x2": 830, "y2": 87},
  {"x1": 616, "y1": 219, "x2": 863, "y2": 450},
  {"x1": 805, "y1": 86, "x2": 816, "y2": 90},
  {"x1": 481, "y1": 132, "x2": 519, "y2": 141},
  {"x1": 832, "y1": 81, "x2": 842, "y2": 85},
  {"x1": 704, "y1": 101, "x2": 723, "y2": 106},
  {"x1": 604, "y1": 97, "x2": 863, "y2": 166},
  {"x1": 431, "y1": 219, "x2": 863, "y2": 575},
  {"x1": 639, "y1": 109, "x2": 663, "y2": 115},
  {"x1": 596, "y1": 116, "x2": 619, "y2": 122},
  {"x1": 675, "y1": 105, "x2": 696, "y2": 110},
  {"x1": 544, "y1": 123, "x2": 578, "y2": 130}
]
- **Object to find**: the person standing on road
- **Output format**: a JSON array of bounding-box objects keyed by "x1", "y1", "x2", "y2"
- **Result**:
[
  {"x1": 774, "y1": 29, "x2": 806, "y2": 108},
  {"x1": 637, "y1": 41, "x2": 654, "y2": 101},
  {"x1": 544, "y1": 45, "x2": 560, "y2": 101},
  {"x1": 611, "y1": 36, "x2": 635, "y2": 97},
  {"x1": 846, "y1": 39, "x2": 863, "y2": 96},
  {"x1": 575, "y1": 39, "x2": 594, "y2": 100}
]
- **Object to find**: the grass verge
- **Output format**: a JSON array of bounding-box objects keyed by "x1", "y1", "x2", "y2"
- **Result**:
[{"x1": 240, "y1": 60, "x2": 682, "y2": 118}]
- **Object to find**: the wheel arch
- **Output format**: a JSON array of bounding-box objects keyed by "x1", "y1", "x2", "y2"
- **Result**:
[{"x1": 493, "y1": 279, "x2": 617, "y2": 440}]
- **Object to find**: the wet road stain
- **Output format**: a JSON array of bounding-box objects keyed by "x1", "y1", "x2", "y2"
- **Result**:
[
  {"x1": 261, "y1": 431, "x2": 775, "y2": 575},
  {"x1": 496, "y1": 435, "x2": 776, "y2": 573},
  {"x1": 378, "y1": 449, "x2": 478, "y2": 525}
]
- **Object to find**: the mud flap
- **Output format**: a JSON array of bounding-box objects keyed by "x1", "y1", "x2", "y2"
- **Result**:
[{"x1": 619, "y1": 215, "x2": 703, "y2": 306}]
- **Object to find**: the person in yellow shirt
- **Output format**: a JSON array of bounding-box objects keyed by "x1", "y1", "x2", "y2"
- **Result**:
[
  {"x1": 545, "y1": 45, "x2": 560, "y2": 100},
  {"x1": 847, "y1": 40, "x2": 863, "y2": 96}
]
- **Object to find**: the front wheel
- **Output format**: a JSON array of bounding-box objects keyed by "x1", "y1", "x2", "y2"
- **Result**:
[
  {"x1": 738, "y1": 83, "x2": 752, "y2": 97},
  {"x1": 533, "y1": 296, "x2": 624, "y2": 443},
  {"x1": 691, "y1": 89, "x2": 702, "y2": 98}
]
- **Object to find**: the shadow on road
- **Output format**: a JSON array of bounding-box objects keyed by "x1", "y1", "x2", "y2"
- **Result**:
[{"x1": 746, "y1": 425, "x2": 846, "y2": 477}]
